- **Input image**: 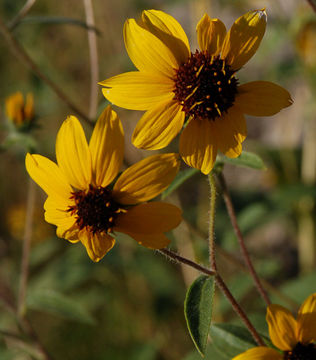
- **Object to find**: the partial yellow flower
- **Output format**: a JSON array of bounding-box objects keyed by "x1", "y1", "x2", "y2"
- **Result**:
[
  {"x1": 233, "y1": 293, "x2": 316, "y2": 360},
  {"x1": 5, "y1": 92, "x2": 34, "y2": 127},
  {"x1": 99, "y1": 9, "x2": 293, "y2": 174},
  {"x1": 25, "y1": 106, "x2": 182, "y2": 262}
]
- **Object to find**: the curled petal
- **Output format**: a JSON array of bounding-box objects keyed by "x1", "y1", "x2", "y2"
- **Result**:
[
  {"x1": 89, "y1": 106, "x2": 124, "y2": 187},
  {"x1": 99, "y1": 71, "x2": 175, "y2": 111},
  {"x1": 221, "y1": 9, "x2": 267, "y2": 70},
  {"x1": 235, "y1": 81, "x2": 293, "y2": 116},
  {"x1": 56, "y1": 116, "x2": 91, "y2": 190},
  {"x1": 197, "y1": 14, "x2": 226, "y2": 55},
  {"x1": 114, "y1": 153, "x2": 180, "y2": 205},
  {"x1": 266, "y1": 304, "x2": 298, "y2": 351}
]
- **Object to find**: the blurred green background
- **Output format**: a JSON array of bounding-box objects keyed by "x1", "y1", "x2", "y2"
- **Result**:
[{"x1": 0, "y1": 0, "x2": 315, "y2": 359}]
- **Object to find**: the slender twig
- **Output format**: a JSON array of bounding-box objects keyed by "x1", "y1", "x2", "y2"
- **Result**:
[
  {"x1": 306, "y1": 0, "x2": 316, "y2": 13},
  {"x1": 217, "y1": 172, "x2": 271, "y2": 305},
  {"x1": 158, "y1": 248, "x2": 216, "y2": 276},
  {"x1": 186, "y1": 221, "x2": 299, "y2": 310},
  {"x1": 208, "y1": 173, "x2": 217, "y2": 271},
  {"x1": 8, "y1": 0, "x2": 36, "y2": 31},
  {"x1": 83, "y1": 0, "x2": 99, "y2": 120},
  {"x1": 18, "y1": 178, "x2": 36, "y2": 318},
  {"x1": 0, "y1": 16, "x2": 93, "y2": 125},
  {"x1": 158, "y1": 248, "x2": 265, "y2": 346},
  {"x1": 215, "y1": 274, "x2": 265, "y2": 346}
]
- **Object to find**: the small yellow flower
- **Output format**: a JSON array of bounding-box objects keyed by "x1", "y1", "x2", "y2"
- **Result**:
[
  {"x1": 233, "y1": 293, "x2": 316, "y2": 360},
  {"x1": 5, "y1": 92, "x2": 34, "y2": 127},
  {"x1": 25, "y1": 106, "x2": 182, "y2": 262},
  {"x1": 100, "y1": 9, "x2": 293, "y2": 174}
]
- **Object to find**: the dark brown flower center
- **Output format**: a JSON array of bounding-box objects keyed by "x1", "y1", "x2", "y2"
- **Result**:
[
  {"x1": 173, "y1": 50, "x2": 238, "y2": 121},
  {"x1": 68, "y1": 185, "x2": 125, "y2": 234},
  {"x1": 283, "y1": 342, "x2": 316, "y2": 360}
]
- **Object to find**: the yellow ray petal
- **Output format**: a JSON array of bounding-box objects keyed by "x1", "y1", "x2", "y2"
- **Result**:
[
  {"x1": 99, "y1": 71, "x2": 175, "y2": 111},
  {"x1": 132, "y1": 97, "x2": 185, "y2": 150},
  {"x1": 124, "y1": 18, "x2": 178, "y2": 79},
  {"x1": 179, "y1": 118, "x2": 218, "y2": 175},
  {"x1": 141, "y1": 9, "x2": 190, "y2": 64},
  {"x1": 197, "y1": 14, "x2": 226, "y2": 55},
  {"x1": 56, "y1": 116, "x2": 92, "y2": 190},
  {"x1": 235, "y1": 81, "x2": 293, "y2": 116},
  {"x1": 44, "y1": 197, "x2": 79, "y2": 243},
  {"x1": 25, "y1": 93, "x2": 34, "y2": 120},
  {"x1": 79, "y1": 229, "x2": 115, "y2": 262},
  {"x1": 213, "y1": 106, "x2": 247, "y2": 158},
  {"x1": 266, "y1": 304, "x2": 298, "y2": 351},
  {"x1": 221, "y1": 9, "x2": 267, "y2": 70},
  {"x1": 25, "y1": 153, "x2": 72, "y2": 202},
  {"x1": 232, "y1": 347, "x2": 282, "y2": 360},
  {"x1": 115, "y1": 202, "x2": 182, "y2": 234},
  {"x1": 123, "y1": 231, "x2": 171, "y2": 249},
  {"x1": 297, "y1": 293, "x2": 316, "y2": 344},
  {"x1": 89, "y1": 106, "x2": 124, "y2": 187},
  {"x1": 113, "y1": 153, "x2": 180, "y2": 205}
]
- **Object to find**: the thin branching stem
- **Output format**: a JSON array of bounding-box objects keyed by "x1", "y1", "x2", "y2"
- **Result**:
[
  {"x1": 306, "y1": 0, "x2": 316, "y2": 13},
  {"x1": 158, "y1": 248, "x2": 216, "y2": 276},
  {"x1": 8, "y1": 0, "x2": 36, "y2": 31},
  {"x1": 83, "y1": 0, "x2": 99, "y2": 119},
  {"x1": 217, "y1": 172, "x2": 271, "y2": 305},
  {"x1": 0, "y1": 16, "x2": 93, "y2": 126},
  {"x1": 208, "y1": 173, "x2": 217, "y2": 271}
]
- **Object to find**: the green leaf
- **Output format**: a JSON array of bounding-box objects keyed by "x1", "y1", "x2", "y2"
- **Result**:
[
  {"x1": 161, "y1": 168, "x2": 199, "y2": 199},
  {"x1": 26, "y1": 289, "x2": 95, "y2": 325},
  {"x1": 210, "y1": 323, "x2": 259, "y2": 358},
  {"x1": 184, "y1": 275, "x2": 215, "y2": 357},
  {"x1": 216, "y1": 151, "x2": 266, "y2": 170}
]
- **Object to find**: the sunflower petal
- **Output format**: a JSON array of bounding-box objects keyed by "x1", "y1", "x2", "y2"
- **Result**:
[
  {"x1": 56, "y1": 116, "x2": 91, "y2": 190},
  {"x1": 235, "y1": 81, "x2": 293, "y2": 116},
  {"x1": 79, "y1": 230, "x2": 115, "y2": 262},
  {"x1": 132, "y1": 97, "x2": 185, "y2": 150},
  {"x1": 297, "y1": 293, "x2": 316, "y2": 343},
  {"x1": 141, "y1": 9, "x2": 190, "y2": 64},
  {"x1": 113, "y1": 153, "x2": 180, "y2": 205},
  {"x1": 99, "y1": 71, "x2": 175, "y2": 111},
  {"x1": 124, "y1": 231, "x2": 171, "y2": 249},
  {"x1": 214, "y1": 106, "x2": 247, "y2": 158},
  {"x1": 221, "y1": 9, "x2": 267, "y2": 70},
  {"x1": 197, "y1": 14, "x2": 226, "y2": 55},
  {"x1": 25, "y1": 153, "x2": 72, "y2": 201},
  {"x1": 266, "y1": 304, "x2": 298, "y2": 351},
  {"x1": 124, "y1": 18, "x2": 179, "y2": 78},
  {"x1": 232, "y1": 347, "x2": 282, "y2": 360},
  {"x1": 89, "y1": 106, "x2": 124, "y2": 187},
  {"x1": 115, "y1": 202, "x2": 182, "y2": 234},
  {"x1": 179, "y1": 118, "x2": 218, "y2": 175}
]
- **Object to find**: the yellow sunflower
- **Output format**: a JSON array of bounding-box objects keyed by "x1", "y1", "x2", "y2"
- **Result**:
[
  {"x1": 25, "y1": 106, "x2": 182, "y2": 262},
  {"x1": 5, "y1": 92, "x2": 34, "y2": 127},
  {"x1": 99, "y1": 9, "x2": 293, "y2": 174},
  {"x1": 233, "y1": 293, "x2": 316, "y2": 360}
]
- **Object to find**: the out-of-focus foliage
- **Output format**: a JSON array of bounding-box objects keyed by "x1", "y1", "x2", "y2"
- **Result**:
[{"x1": 0, "y1": 0, "x2": 315, "y2": 359}]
